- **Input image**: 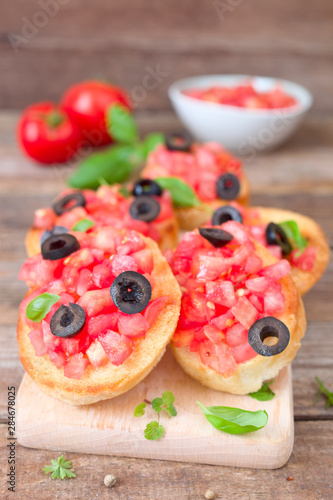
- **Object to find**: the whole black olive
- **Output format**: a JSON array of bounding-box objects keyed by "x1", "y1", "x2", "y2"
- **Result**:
[
  {"x1": 129, "y1": 195, "x2": 161, "y2": 222},
  {"x1": 216, "y1": 173, "x2": 240, "y2": 200},
  {"x1": 110, "y1": 271, "x2": 152, "y2": 314},
  {"x1": 52, "y1": 192, "x2": 85, "y2": 216},
  {"x1": 266, "y1": 223, "x2": 292, "y2": 255},
  {"x1": 50, "y1": 303, "x2": 86, "y2": 338},
  {"x1": 132, "y1": 179, "x2": 163, "y2": 197},
  {"x1": 199, "y1": 227, "x2": 233, "y2": 248},
  {"x1": 41, "y1": 233, "x2": 80, "y2": 261},
  {"x1": 248, "y1": 317, "x2": 290, "y2": 357},
  {"x1": 165, "y1": 131, "x2": 192, "y2": 152},
  {"x1": 212, "y1": 205, "x2": 243, "y2": 225}
]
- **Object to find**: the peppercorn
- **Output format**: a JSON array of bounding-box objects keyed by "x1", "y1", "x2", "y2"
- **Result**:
[
  {"x1": 205, "y1": 489, "x2": 216, "y2": 499},
  {"x1": 104, "y1": 474, "x2": 116, "y2": 488}
]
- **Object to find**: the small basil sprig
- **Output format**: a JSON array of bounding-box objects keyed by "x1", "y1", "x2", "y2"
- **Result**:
[
  {"x1": 155, "y1": 177, "x2": 201, "y2": 208},
  {"x1": 196, "y1": 401, "x2": 268, "y2": 434},
  {"x1": 134, "y1": 391, "x2": 177, "y2": 440},
  {"x1": 249, "y1": 381, "x2": 275, "y2": 401},
  {"x1": 314, "y1": 377, "x2": 333, "y2": 409},
  {"x1": 26, "y1": 293, "x2": 60, "y2": 323},
  {"x1": 72, "y1": 218, "x2": 95, "y2": 232},
  {"x1": 278, "y1": 220, "x2": 307, "y2": 253},
  {"x1": 67, "y1": 104, "x2": 164, "y2": 190}
]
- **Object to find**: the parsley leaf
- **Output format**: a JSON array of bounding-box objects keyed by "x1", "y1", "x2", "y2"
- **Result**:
[
  {"x1": 249, "y1": 381, "x2": 275, "y2": 401},
  {"x1": 197, "y1": 401, "x2": 268, "y2": 434},
  {"x1": 315, "y1": 377, "x2": 333, "y2": 409},
  {"x1": 42, "y1": 455, "x2": 76, "y2": 480},
  {"x1": 26, "y1": 293, "x2": 60, "y2": 323},
  {"x1": 162, "y1": 391, "x2": 177, "y2": 416},
  {"x1": 144, "y1": 421, "x2": 165, "y2": 440},
  {"x1": 151, "y1": 397, "x2": 164, "y2": 413},
  {"x1": 134, "y1": 402, "x2": 146, "y2": 417}
]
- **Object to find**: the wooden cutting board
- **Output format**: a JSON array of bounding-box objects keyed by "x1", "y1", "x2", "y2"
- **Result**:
[{"x1": 17, "y1": 348, "x2": 293, "y2": 469}]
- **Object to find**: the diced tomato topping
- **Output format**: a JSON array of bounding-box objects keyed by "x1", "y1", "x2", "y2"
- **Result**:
[
  {"x1": 64, "y1": 353, "x2": 90, "y2": 379},
  {"x1": 196, "y1": 254, "x2": 228, "y2": 280},
  {"x1": 210, "y1": 310, "x2": 234, "y2": 330},
  {"x1": 244, "y1": 254, "x2": 263, "y2": 274},
  {"x1": 290, "y1": 247, "x2": 317, "y2": 271},
  {"x1": 48, "y1": 349, "x2": 66, "y2": 369},
  {"x1": 206, "y1": 280, "x2": 236, "y2": 307},
  {"x1": 117, "y1": 231, "x2": 145, "y2": 255},
  {"x1": 232, "y1": 296, "x2": 259, "y2": 330},
  {"x1": 144, "y1": 296, "x2": 169, "y2": 327},
  {"x1": 245, "y1": 276, "x2": 272, "y2": 294},
  {"x1": 179, "y1": 292, "x2": 215, "y2": 328},
  {"x1": 225, "y1": 323, "x2": 248, "y2": 347},
  {"x1": 99, "y1": 330, "x2": 134, "y2": 366},
  {"x1": 19, "y1": 254, "x2": 62, "y2": 288},
  {"x1": 248, "y1": 294, "x2": 264, "y2": 313},
  {"x1": 91, "y1": 228, "x2": 117, "y2": 252},
  {"x1": 111, "y1": 255, "x2": 138, "y2": 276},
  {"x1": 76, "y1": 268, "x2": 94, "y2": 296},
  {"x1": 203, "y1": 325, "x2": 224, "y2": 344},
  {"x1": 45, "y1": 292, "x2": 75, "y2": 323},
  {"x1": 64, "y1": 248, "x2": 95, "y2": 269},
  {"x1": 77, "y1": 288, "x2": 115, "y2": 317},
  {"x1": 221, "y1": 221, "x2": 249, "y2": 244},
  {"x1": 132, "y1": 249, "x2": 154, "y2": 274},
  {"x1": 198, "y1": 341, "x2": 237, "y2": 377},
  {"x1": 61, "y1": 265, "x2": 80, "y2": 294},
  {"x1": 173, "y1": 329, "x2": 195, "y2": 348},
  {"x1": 261, "y1": 259, "x2": 291, "y2": 281},
  {"x1": 86, "y1": 340, "x2": 109, "y2": 368},
  {"x1": 28, "y1": 329, "x2": 47, "y2": 356},
  {"x1": 231, "y1": 343, "x2": 257, "y2": 364},
  {"x1": 87, "y1": 312, "x2": 119, "y2": 339},
  {"x1": 264, "y1": 289, "x2": 285, "y2": 315},
  {"x1": 91, "y1": 261, "x2": 114, "y2": 288},
  {"x1": 117, "y1": 313, "x2": 149, "y2": 338},
  {"x1": 33, "y1": 207, "x2": 56, "y2": 229}
]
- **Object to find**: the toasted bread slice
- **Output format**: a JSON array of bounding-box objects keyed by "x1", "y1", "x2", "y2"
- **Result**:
[{"x1": 18, "y1": 232, "x2": 181, "y2": 405}]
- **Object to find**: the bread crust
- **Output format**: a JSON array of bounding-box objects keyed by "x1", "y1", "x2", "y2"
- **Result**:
[
  {"x1": 171, "y1": 241, "x2": 306, "y2": 395},
  {"x1": 17, "y1": 234, "x2": 181, "y2": 405},
  {"x1": 25, "y1": 214, "x2": 179, "y2": 258},
  {"x1": 254, "y1": 207, "x2": 330, "y2": 296}
]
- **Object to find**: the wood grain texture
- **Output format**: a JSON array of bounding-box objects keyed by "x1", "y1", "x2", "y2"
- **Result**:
[
  {"x1": 1, "y1": 420, "x2": 333, "y2": 500},
  {"x1": 17, "y1": 352, "x2": 293, "y2": 469},
  {"x1": 0, "y1": 0, "x2": 332, "y2": 113}
]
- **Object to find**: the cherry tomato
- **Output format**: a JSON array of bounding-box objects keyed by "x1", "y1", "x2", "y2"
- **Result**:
[
  {"x1": 61, "y1": 80, "x2": 131, "y2": 146},
  {"x1": 18, "y1": 102, "x2": 82, "y2": 165}
]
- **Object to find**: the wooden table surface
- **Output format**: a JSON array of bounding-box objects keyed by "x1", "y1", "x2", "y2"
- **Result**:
[{"x1": 0, "y1": 111, "x2": 332, "y2": 499}]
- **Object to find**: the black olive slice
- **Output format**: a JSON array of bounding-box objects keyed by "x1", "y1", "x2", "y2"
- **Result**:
[
  {"x1": 50, "y1": 303, "x2": 86, "y2": 338},
  {"x1": 248, "y1": 317, "x2": 290, "y2": 357},
  {"x1": 52, "y1": 192, "x2": 85, "y2": 216},
  {"x1": 110, "y1": 271, "x2": 152, "y2": 315},
  {"x1": 165, "y1": 131, "x2": 192, "y2": 152},
  {"x1": 129, "y1": 195, "x2": 161, "y2": 222},
  {"x1": 40, "y1": 225, "x2": 69, "y2": 246},
  {"x1": 132, "y1": 179, "x2": 163, "y2": 197},
  {"x1": 216, "y1": 174, "x2": 240, "y2": 200},
  {"x1": 41, "y1": 233, "x2": 80, "y2": 261},
  {"x1": 199, "y1": 227, "x2": 233, "y2": 248},
  {"x1": 212, "y1": 205, "x2": 243, "y2": 226},
  {"x1": 266, "y1": 223, "x2": 292, "y2": 255}
]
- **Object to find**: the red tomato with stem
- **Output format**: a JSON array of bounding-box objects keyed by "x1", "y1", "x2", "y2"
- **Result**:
[
  {"x1": 61, "y1": 80, "x2": 131, "y2": 146},
  {"x1": 17, "y1": 102, "x2": 82, "y2": 164}
]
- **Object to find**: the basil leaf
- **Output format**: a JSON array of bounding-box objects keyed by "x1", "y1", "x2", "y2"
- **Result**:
[
  {"x1": 72, "y1": 219, "x2": 95, "y2": 232},
  {"x1": 249, "y1": 381, "x2": 275, "y2": 401},
  {"x1": 26, "y1": 293, "x2": 60, "y2": 323},
  {"x1": 196, "y1": 401, "x2": 268, "y2": 434},
  {"x1": 134, "y1": 402, "x2": 146, "y2": 417},
  {"x1": 278, "y1": 220, "x2": 307, "y2": 251},
  {"x1": 67, "y1": 144, "x2": 144, "y2": 190},
  {"x1": 155, "y1": 177, "x2": 201, "y2": 207},
  {"x1": 106, "y1": 104, "x2": 139, "y2": 144},
  {"x1": 141, "y1": 132, "x2": 165, "y2": 157}
]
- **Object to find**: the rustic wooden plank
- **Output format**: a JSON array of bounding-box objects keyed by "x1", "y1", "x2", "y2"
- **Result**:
[
  {"x1": 1, "y1": 420, "x2": 332, "y2": 499},
  {"x1": 0, "y1": 0, "x2": 332, "y2": 111}
]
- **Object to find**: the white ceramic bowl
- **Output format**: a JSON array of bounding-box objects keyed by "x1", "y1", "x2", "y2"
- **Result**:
[{"x1": 168, "y1": 75, "x2": 313, "y2": 154}]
